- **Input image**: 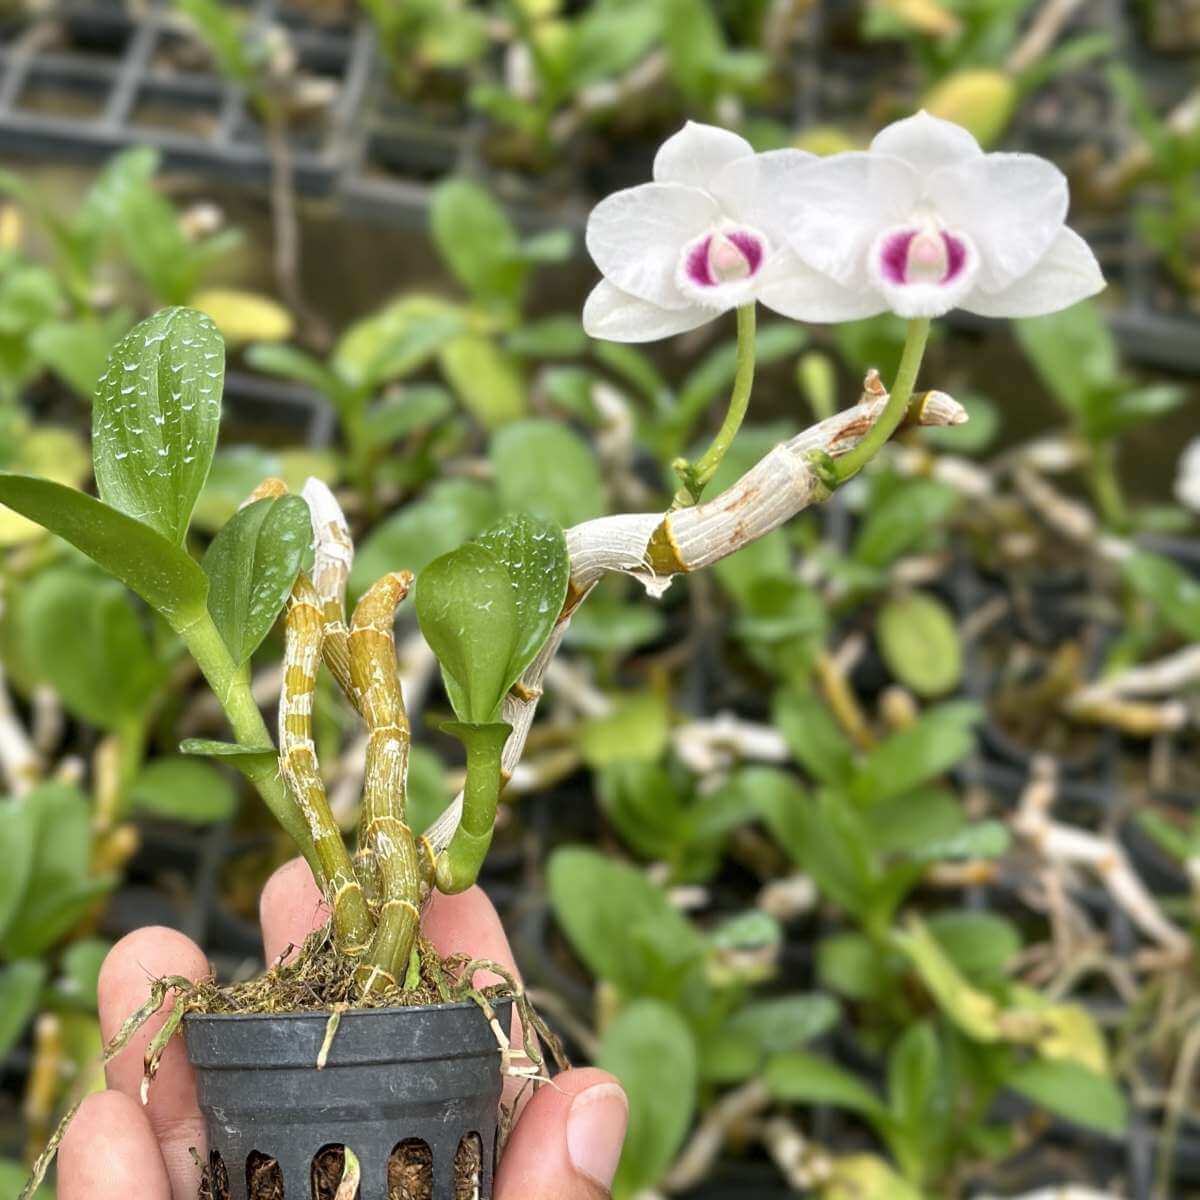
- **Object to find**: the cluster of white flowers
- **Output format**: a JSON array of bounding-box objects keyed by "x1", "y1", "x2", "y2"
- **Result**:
[{"x1": 583, "y1": 114, "x2": 1105, "y2": 342}]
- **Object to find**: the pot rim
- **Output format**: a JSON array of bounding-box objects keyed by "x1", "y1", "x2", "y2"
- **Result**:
[{"x1": 183, "y1": 995, "x2": 513, "y2": 1024}]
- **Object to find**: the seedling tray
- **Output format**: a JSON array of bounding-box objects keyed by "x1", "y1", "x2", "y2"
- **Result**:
[{"x1": 0, "y1": 0, "x2": 373, "y2": 193}]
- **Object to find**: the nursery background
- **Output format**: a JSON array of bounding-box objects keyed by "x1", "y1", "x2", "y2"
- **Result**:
[{"x1": 0, "y1": 0, "x2": 1197, "y2": 1197}]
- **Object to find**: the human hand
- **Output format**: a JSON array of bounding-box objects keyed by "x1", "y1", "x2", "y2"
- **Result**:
[{"x1": 57, "y1": 859, "x2": 628, "y2": 1200}]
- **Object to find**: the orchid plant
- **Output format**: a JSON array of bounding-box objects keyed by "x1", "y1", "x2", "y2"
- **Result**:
[{"x1": 2, "y1": 112, "x2": 1115, "y2": 1198}]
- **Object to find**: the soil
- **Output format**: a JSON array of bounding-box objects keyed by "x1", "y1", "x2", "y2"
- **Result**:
[{"x1": 199, "y1": 1136, "x2": 485, "y2": 1199}]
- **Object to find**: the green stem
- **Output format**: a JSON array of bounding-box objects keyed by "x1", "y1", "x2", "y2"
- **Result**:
[
  {"x1": 833, "y1": 317, "x2": 931, "y2": 483},
  {"x1": 672, "y1": 304, "x2": 757, "y2": 507},
  {"x1": 177, "y1": 608, "x2": 319, "y2": 872},
  {"x1": 1088, "y1": 439, "x2": 1129, "y2": 532},
  {"x1": 435, "y1": 722, "x2": 512, "y2": 895}
]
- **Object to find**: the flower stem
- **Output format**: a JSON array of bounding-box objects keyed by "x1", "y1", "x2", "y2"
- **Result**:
[
  {"x1": 833, "y1": 317, "x2": 931, "y2": 483},
  {"x1": 672, "y1": 303, "x2": 756, "y2": 507}
]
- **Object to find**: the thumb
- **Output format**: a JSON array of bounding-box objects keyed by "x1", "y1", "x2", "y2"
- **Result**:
[{"x1": 495, "y1": 1067, "x2": 629, "y2": 1200}]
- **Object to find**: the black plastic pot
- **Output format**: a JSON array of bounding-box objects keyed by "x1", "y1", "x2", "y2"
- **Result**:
[{"x1": 184, "y1": 998, "x2": 513, "y2": 1200}]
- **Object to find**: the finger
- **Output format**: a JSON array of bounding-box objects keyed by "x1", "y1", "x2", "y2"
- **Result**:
[
  {"x1": 57, "y1": 1090, "x2": 172, "y2": 1200},
  {"x1": 98, "y1": 927, "x2": 209, "y2": 1200},
  {"x1": 259, "y1": 856, "x2": 329, "y2": 965},
  {"x1": 495, "y1": 1068, "x2": 628, "y2": 1200}
]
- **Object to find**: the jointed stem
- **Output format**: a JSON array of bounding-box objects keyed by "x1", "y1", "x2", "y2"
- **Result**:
[
  {"x1": 279, "y1": 577, "x2": 373, "y2": 954},
  {"x1": 833, "y1": 317, "x2": 931, "y2": 483},
  {"x1": 672, "y1": 304, "x2": 757, "y2": 507},
  {"x1": 348, "y1": 572, "x2": 424, "y2": 993}
]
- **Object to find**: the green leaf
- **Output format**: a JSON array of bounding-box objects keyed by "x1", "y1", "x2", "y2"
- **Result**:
[
  {"x1": 0, "y1": 475, "x2": 209, "y2": 625},
  {"x1": 894, "y1": 916, "x2": 1001, "y2": 1043},
  {"x1": 517, "y1": 228, "x2": 573, "y2": 264},
  {"x1": 415, "y1": 542, "x2": 520, "y2": 724},
  {"x1": 853, "y1": 479, "x2": 957, "y2": 569},
  {"x1": 202, "y1": 494, "x2": 312, "y2": 665},
  {"x1": 334, "y1": 295, "x2": 464, "y2": 391},
  {"x1": 430, "y1": 179, "x2": 526, "y2": 312},
  {"x1": 473, "y1": 510, "x2": 570, "y2": 687},
  {"x1": 0, "y1": 960, "x2": 46, "y2": 1057},
  {"x1": 1122, "y1": 549, "x2": 1200, "y2": 640},
  {"x1": 598, "y1": 999, "x2": 698, "y2": 1200},
  {"x1": 0, "y1": 801, "x2": 37, "y2": 942},
  {"x1": 21, "y1": 568, "x2": 166, "y2": 728},
  {"x1": 888, "y1": 1021, "x2": 940, "y2": 1137},
  {"x1": 766, "y1": 1051, "x2": 885, "y2": 1120},
  {"x1": 0, "y1": 783, "x2": 115, "y2": 959},
  {"x1": 865, "y1": 788, "x2": 965, "y2": 856},
  {"x1": 57, "y1": 938, "x2": 110, "y2": 1009},
  {"x1": 818, "y1": 931, "x2": 898, "y2": 1002},
  {"x1": 351, "y1": 478, "x2": 495, "y2": 595},
  {"x1": 547, "y1": 846, "x2": 704, "y2": 997},
  {"x1": 245, "y1": 342, "x2": 347, "y2": 402},
  {"x1": 129, "y1": 757, "x2": 237, "y2": 824},
  {"x1": 92, "y1": 307, "x2": 224, "y2": 546},
  {"x1": 490, "y1": 419, "x2": 605, "y2": 528},
  {"x1": 927, "y1": 911, "x2": 1021, "y2": 984},
  {"x1": 773, "y1": 686, "x2": 855, "y2": 786},
  {"x1": 876, "y1": 591, "x2": 963, "y2": 698},
  {"x1": 853, "y1": 701, "x2": 980, "y2": 805},
  {"x1": 439, "y1": 335, "x2": 527, "y2": 428},
  {"x1": 731, "y1": 765, "x2": 811, "y2": 862},
  {"x1": 579, "y1": 691, "x2": 671, "y2": 767},
  {"x1": 362, "y1": 385, "x2": 454, "y2": 449},
  {"x1": 30, "y1": 310, "x2": 132, "y2": 400},
  {"x1": 1005, "y1": 1058, "x2": 1128, "y2": 1135},
  {"x1": 179, "y1": 738, "x2": 277, "y2": 790},
  {"x1": 1015, "y1": 301, "x2": 1117, "y2": 417},
  {"x1": 707, "y1": 993, "x2": 840, "y2": 1080},
  {"x1": 913, "y1": 819, "x2": 1010, "y2": 862},
  {"x1": 505, "y1": 315, "x2": 587, "y2": 359}
]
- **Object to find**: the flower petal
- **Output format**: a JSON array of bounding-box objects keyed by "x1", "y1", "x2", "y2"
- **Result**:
[
  {"x1": 711, "y1": 149, "x2": 814, "y2": 240},
  {"x1": 756, "y1": 249, "x2": 888, "y2": 322},
  {"x1": 582, "y1": 279, "x2": 713, "y2": 342},
  {"x1": 869, "y1": 227, "x2": 981, "y2": 318},
  {"x1": 586, "y1": 182, "x2": 721, "y2": 308},
  {"x1": 960, "y1": 227, "x2": 1105, "y2": 318},
  {"x1": 654, "y1": 121, "x2": 755, "y2": 189},
  {"x1": 933, "y1": 153, "x2": 1068, "y2": 291},
  {"x1": 783, "y1": 153, "x2": 921, "y2": 287},
  {"x1": 870, "y1": 110, "x2": 983, "y2": 173}
]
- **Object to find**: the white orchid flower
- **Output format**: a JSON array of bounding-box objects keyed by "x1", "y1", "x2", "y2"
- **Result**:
[
  {"x1": 582, "y1": 122, "x2": 827, "y2": 342},
  {"x1": 777, "y1": 111, "x2": 1105, "y2": 321}
]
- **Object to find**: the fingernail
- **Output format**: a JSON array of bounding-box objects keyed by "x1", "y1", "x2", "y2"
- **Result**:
[{"x1": 566, "y1": 1082, "x2": 628, "y2": 1189}]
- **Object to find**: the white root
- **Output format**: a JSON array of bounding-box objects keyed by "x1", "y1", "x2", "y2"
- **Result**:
[
  {"x1": 425, "y1": 384, "x2": 967, "y2": 855},
  {"x1": 1011, "y1": 758, "x2": 1190, "y2": 959},
  {"x1": 661, "y1": 1078, "x2": 771, "y2": 1193},
  {"x1": 671, "y1": 713, "x2": 789, "y2": 775}
]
